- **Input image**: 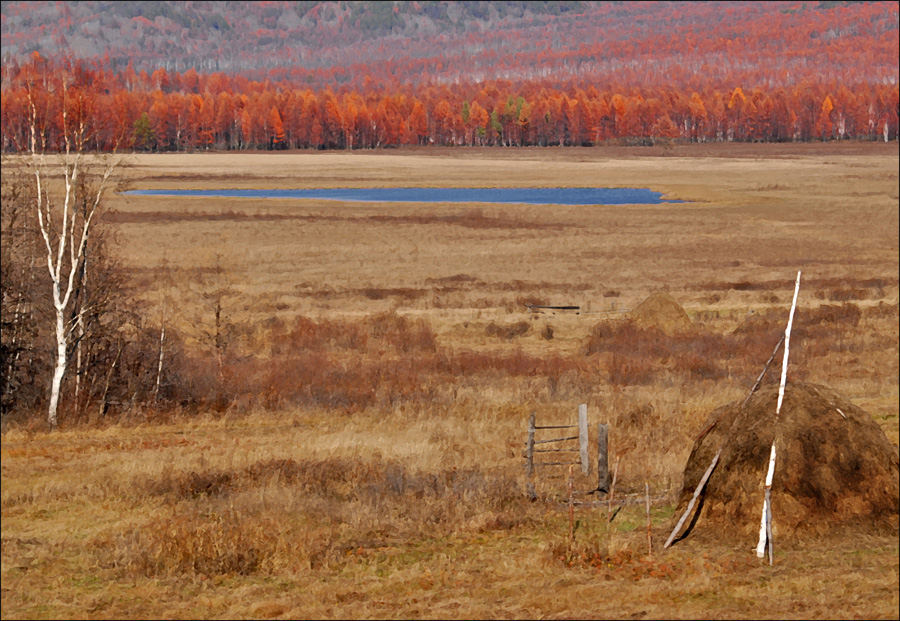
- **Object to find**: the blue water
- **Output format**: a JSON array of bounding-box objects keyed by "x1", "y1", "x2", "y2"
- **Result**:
[{"x1": 123, "y1": 187, "x2": 682, "y2": 206}]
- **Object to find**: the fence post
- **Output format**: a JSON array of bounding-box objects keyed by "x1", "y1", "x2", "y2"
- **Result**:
[
  {"x1": 597, "y1": 423, "x2": 609, "y2": 492},
  {"x1": 526, "y1": 411, "x2": 536, "y2": 476},
  {"x1": 568, "y1": 465, "x2": 576, "y2": 548},
  {"x1": 579, "y1": 404, "x2": 590, "y2": 476}
]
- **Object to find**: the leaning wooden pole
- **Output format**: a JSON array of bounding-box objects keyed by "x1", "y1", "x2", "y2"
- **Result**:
[
  {"x1": 755, "y1": 270, "x2": 801, "y2": 564},
  {"x1": 741, "y1": 333, "x2": 785, "y2": 410},
  {"x1": 664, "y1": 448, "x2": 721, "y2": 548},
  {"x1": 606, "y1": 456, "x2": 620, "y2": 553}
]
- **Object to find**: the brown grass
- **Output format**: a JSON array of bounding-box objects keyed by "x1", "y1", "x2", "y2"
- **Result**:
[{"x1": 2, "y1": 143, "x2": 898, "y2": 619}]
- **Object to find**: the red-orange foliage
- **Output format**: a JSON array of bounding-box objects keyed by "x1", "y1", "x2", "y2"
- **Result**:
[{"x1": 3, "y1": 0, "x2": 897, "y2": 153}]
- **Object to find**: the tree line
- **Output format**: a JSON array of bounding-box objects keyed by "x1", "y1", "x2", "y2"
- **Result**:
[{"x1": 2, "y1": 55, "x2": 898, "y2": 155}]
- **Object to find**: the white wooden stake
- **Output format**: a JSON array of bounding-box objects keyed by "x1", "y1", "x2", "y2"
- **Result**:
[
  {"x1": 776, "y1": 271, "x2": 801, "y2": 416},
  {"x1": 756, "y1": 442, "x2": 777, "y2": 558},
  {"x1": 755, "y1": 270, "x2": 800, "y2": 560}
]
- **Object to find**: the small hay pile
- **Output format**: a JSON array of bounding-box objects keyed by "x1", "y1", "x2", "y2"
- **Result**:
[
  {"x1": 629, "y1": 292, "x2": 692, "y2": 333},
  {"x1": 675, "y1": 382, "x2": 899, "y2": 541}
]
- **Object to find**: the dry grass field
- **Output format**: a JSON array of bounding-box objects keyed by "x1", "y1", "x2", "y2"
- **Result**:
[{"x1": 2, "y1": 143, "x2": 898, "y2": 619}]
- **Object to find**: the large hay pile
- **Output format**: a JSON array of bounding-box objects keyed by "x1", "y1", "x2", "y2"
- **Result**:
[
  {"x1": 629, "y1": 292, "x2": 692, "y2": 333},
  {"x1": 675, "y1": 382, "x2": 899, "y2": 541}
]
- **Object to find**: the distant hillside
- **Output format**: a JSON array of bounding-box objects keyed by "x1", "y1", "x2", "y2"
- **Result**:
[
  {"x1": 2, "y1": 1, "x2": 897, "y2": 92},
  {"x1": 1, "y1": 1, "x2": 588, "y2": 75}
]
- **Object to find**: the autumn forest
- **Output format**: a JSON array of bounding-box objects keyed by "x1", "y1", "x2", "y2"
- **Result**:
[{"x1": 1, "y1": 1, "x2": 898, "y2": 151}]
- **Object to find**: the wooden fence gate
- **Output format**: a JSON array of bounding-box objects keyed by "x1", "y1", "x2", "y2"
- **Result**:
[{"x1": 524, "y1": 404, "x2": 610, "y2": 496}]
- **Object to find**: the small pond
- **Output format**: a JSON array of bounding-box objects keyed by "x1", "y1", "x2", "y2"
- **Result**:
[{"x1": 123, "y1": 187, "x2": 683, "y2": 206}]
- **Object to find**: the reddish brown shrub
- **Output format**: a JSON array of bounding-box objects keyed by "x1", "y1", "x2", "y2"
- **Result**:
[
  {"x1": 286, "y1": 316, "x2": 369, "y2": 353},
  {"x1": 606, "y1": 351, "x2": 656, "y2": 386},
  {"x1": 584, "y1": 320, "x2": 672, "y2": 359},
  {"x1": 799, "y1": 303, "x2": 862, "y2": 327},
  {"x1": 359, "y1": 287, "x2": 424, "y2": 301},
  {"x1": 826, "y1": 287, "x2": 870, "y2": 302},
  {"x1": 586, "y1": 319, "x2": 754, "y2": 385},
  {"x1": 865, "y1": 302, "x2": 899, "y2": 320},
  {"x1": 366, "y1": 312, "x2": 436, "y2": 353},
  {"x1": 439, "y1": 349, "x2": 578, "y2": 379},
  {"x1": 673, "y1": 351, "x2": 727, "y2": 381},
  {"x1": 485, "y1": 320, "x2": 531, "y2": 339}
]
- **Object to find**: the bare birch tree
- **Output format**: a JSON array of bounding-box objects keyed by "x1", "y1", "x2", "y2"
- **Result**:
[{"x1": 20, "y1": 57, "x2": 122, "y2": 430}]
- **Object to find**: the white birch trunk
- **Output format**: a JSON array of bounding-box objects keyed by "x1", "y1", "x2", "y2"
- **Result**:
[
  {"x1": 73, "y1": 253, "x2": 87, "y2": 415},
  {"x1": 47, "y1": 301, "x2": 68, "y2": 430}
]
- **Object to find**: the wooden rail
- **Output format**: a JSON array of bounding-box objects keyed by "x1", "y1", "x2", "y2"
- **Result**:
[
  {"x1": 524, "y1": 406, "x2": 592, "y2": 478},
  {"x1": 525, "y1": 304, "x2": 580, "y2": 311}
]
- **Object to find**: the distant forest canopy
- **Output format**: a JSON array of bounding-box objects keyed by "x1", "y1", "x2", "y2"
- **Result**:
[
  {"x1": 1, "y1": 1, "x2": 592, "y2": 75},
  {"x1": 1, "y1": 1, "x2": 897, "y2": 150},
  {"x1": 2, "y1": 1, "x2": 897, "y2": 87}
]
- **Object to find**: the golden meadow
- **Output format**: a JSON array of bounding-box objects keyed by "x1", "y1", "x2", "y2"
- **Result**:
[{"x1": 2, "y1": 142, "x2": 898, "y2": 619}]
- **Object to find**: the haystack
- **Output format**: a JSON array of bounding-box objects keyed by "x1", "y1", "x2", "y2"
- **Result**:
[
  {"x1": 674, "y1": 382, "x2": 899, "y2": 541},
  {"x1": 629, "y1": 292, "x2": 691, "y2": 333}
]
